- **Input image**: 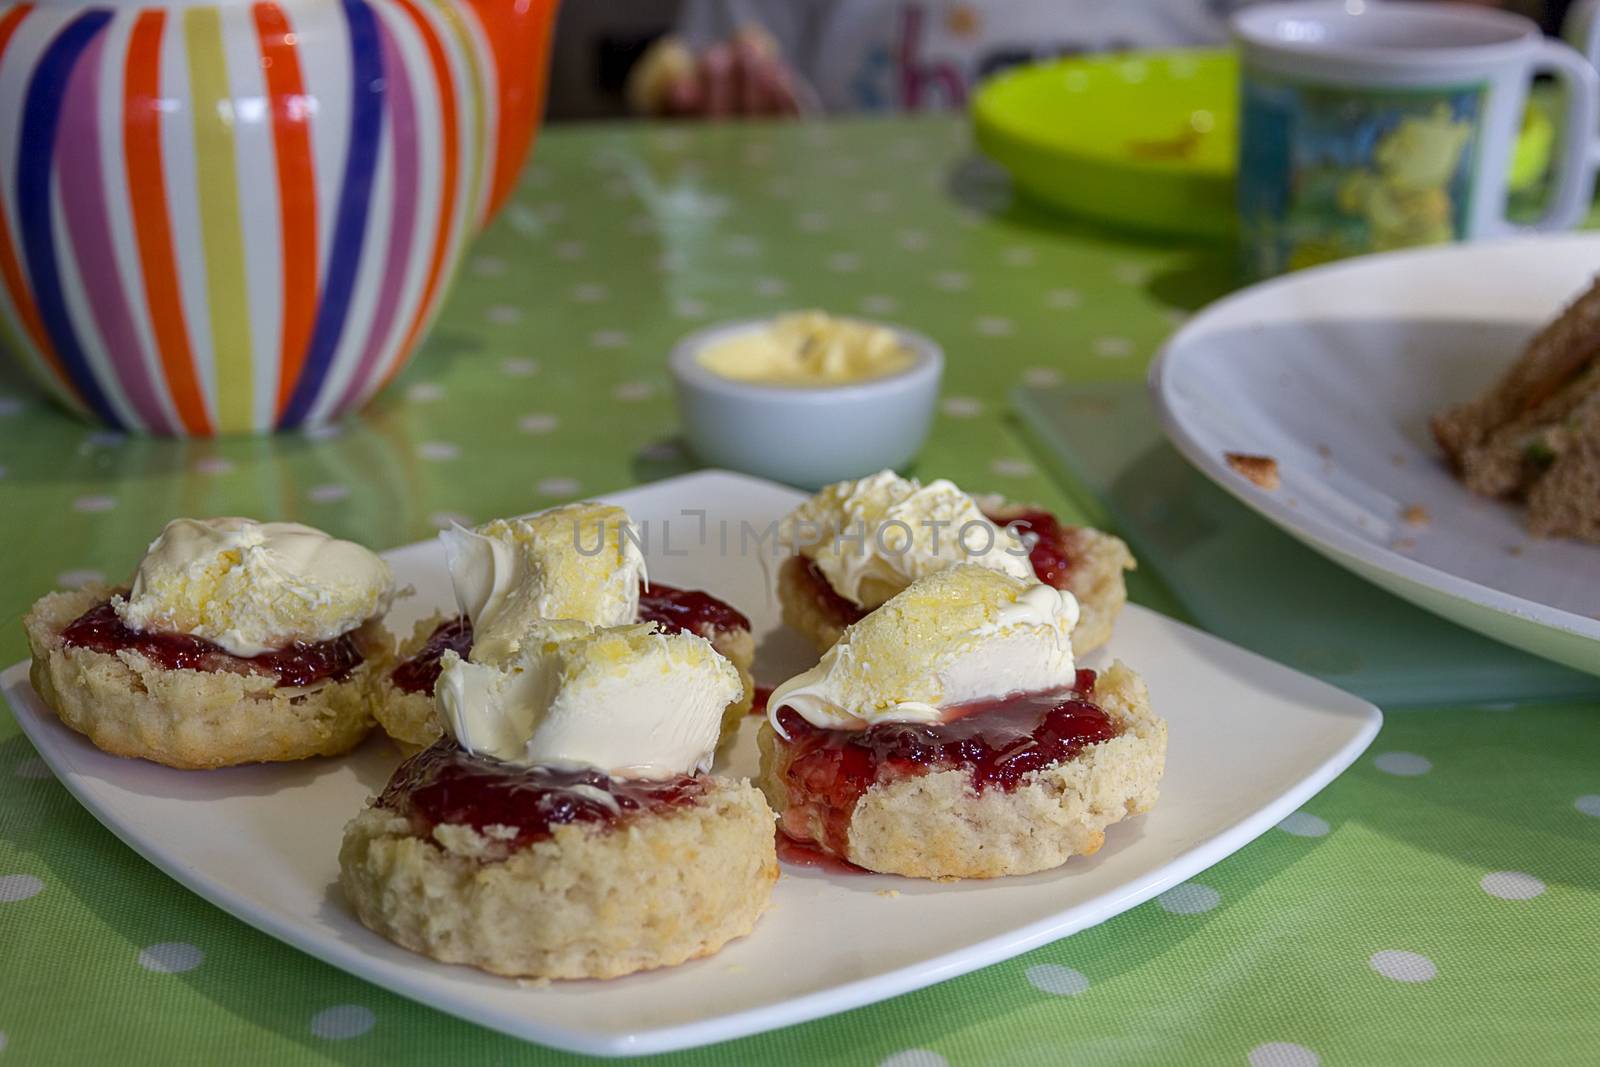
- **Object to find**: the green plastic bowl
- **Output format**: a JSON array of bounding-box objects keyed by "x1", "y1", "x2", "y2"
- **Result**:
[{"x1": 973, "y1": 48, "x2": 1553, "y2": 241}]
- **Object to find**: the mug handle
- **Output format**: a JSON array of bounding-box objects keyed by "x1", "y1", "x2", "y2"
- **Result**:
[{"x1": 1503, "y1": 39, "x2": 1600, "y2": 234}]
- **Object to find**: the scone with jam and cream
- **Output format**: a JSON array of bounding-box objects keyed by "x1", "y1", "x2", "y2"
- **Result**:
[
  {"x1": 24, "y1": 518, "x2": 393, "y2": 769},
  {"x1": 777, "y1": 471, "x2": 1133, "y2": 655},
  {"x1": 758, "y1": 565, "x2": 1165, "y2": 879},
  {"x1": 375, "y1": 502, "x2": 755, "y2": 750},
  {"x1": 341, "y1": 619, "x2": 777, "y2": 979}
]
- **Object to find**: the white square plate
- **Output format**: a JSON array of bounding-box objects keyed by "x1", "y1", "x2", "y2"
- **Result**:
[{"x1": 4, "y1": 470, "x2": 1381, "y2": 1057}]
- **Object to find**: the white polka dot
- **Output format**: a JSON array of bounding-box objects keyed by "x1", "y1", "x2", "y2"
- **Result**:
[
  {"x1": 1574, "y1": 795, "x2": 1600, "y2": 817},
  {"x1": 14, "y1": 757, "x2": 51, "y2": 780},
  {"x1": 1112, "y1": 262, "x2": 1148, "y2": 285},
  {"x1": 796, "y1": 211, "x2": 829, "y2": 232},
  {"x1": 827, "y1": 251, "x2": 861, "y2": 273},
  {"x1": 1375, "y1": 752, "x2": 1431, "y2": 777},
  {"x1": 501, "y1": 357, "x2": 539, "y2": 377},
  {"x1": 1158, "y1": 883, "x2": 1220, "y2": 914},
  {"x1": 519, "y1": 413, "x2": 559, "y2": 434},
  {"x1": 536, "y1": 202, "x2": 566, "y2": 223},
  {"x1": 862, "y1": 190, "x2": 893, "y2": 212},
  {"x1": 192, "y1": 456, "x2": 233, "y2": 475},
  {"x1": 72, "y1": 494, "x2": 116, "y2": 513},
  {"x1": 767, "y1": 177, "x2": 795, "y2": 198},
  {"x1": 486, "y1": 304, "x2": 522, "y2": 325},
  {"x1": 84, "y1": 431, "x2": 125, "y2": 448},
  {"x1": 975, "y1": 316, "x2": 1014, "y2": 337},
  {"x1": 1025, "y1": 963, "x2": 1088, "y2": 996},
  {"x1": 898, "y1": 229, "x2": 930, "y2": 251},
  {"x1": 674, "y1": 298, "x2": 708, "y2": 319},
  {"x1": 405, "y1": 382, "x2": 444, "y2": 403},
  {"x1": 1276, "y1": 811, "x2": 1330, "y2": 837},
  {"x1": 0, "y1": 1030, "x2": 7, "y2": 1052},
  {"x1": 1119, "y1": 59, "x2": 1149, "y2": 83},
  {"x1": 590, "y1": 330, "x2": 628, "y2": 349},
  {"x1": 613, "y1": 381, "x2": 656, "y2": 403},
  {"x1": 570, "y1": 283, "x2": 608, "y2": 303},
  {"x1": 554, "y1": 240, "x2": 586, "y2": 261},
  {"x1": 879, "y1": 1051, "x2": 947, "y2": 1067},
  {"x1": 1047, "y1": 289, "x2": 1081, "y2": 309},
  {"x1": 638, "y1": 440, "x2": 683, "y2": 463},
  {"x1": 1003, "y1": 247, "x2": 1036, "y2": 267},
  {"x1": 831, "y1": 157, "x2": 862, "y2": 177},
  {"x1": 725, "y1": 235, "x2": 762, "y2": 257},
  {"x1": 990, "y1": 458, "x2": 1035, "y2": 478},
  {"x1": 470, "y1": 255, "x2": 507, "y2": 278},
  {"x1": 657, "y1": 252, "x2": 687, "y2": 274},
  {"x1": 310, "y1": 1005, "x2": 374, "y2": 1040},
  {"x1": 859, "y1": 295, "x2": 898, "y2": 315},
  {"x1": 0, "y1": 874, "x2": 43, "y2": 902},
  {"x1": 1249, "y1": 1042, "x2": 1321, "y2": 1067},
  {"x1": 1480, "y1": 871, "x2": 1545, "y2": 900},
  {"x1": 537, "y1": 477, "x2": 580, "y2": 497},
  {"x1": 505, "y1": 203, "x2": 540, "y2": 236},
  {"x1": 941, "y1": 396, "x2": 984, "y2": 418},
  {"x1": 417, "y1": 441, "x2": 459, "y2": 462},
  {"x1": 307, "y1": 484, "x2": 349, "y2": 504},
  {"x1": 1023, "y1": 366, "x2": 1063, "y2": 388},
  {"x1": 57, "y1": 569, "x2": 105, "y2": 589},
  {"x1": 0, "y1": 464, "x2": 7, "y2": 479},
  {"x1": 138, "y1": 941, "x2": 204, "y2": 973},
  {"x1": 429, "y1": 511, "x2": 472, "y2": 530},
  {"x1": 1370, "y1": 950, "x2": 1436, "y2": 982},
  {"x1": 754, "y1": 277, "x2": 789, "y2": 297},
  {"x1": 1093, "y1": 337, "x2": 1134, "y2": 359},
  {"x1": 0, "y1": 395, "x2": 21, "y2": 415},
  {"x1": 302, "y1": 423, "x2": 342, "y2": 441},
  {"x1": 932, "y1": 271, "x2": 969, "y2": 291},
  {"x1": 602, "y1": 177, "x2": 630, "y2": 199}
]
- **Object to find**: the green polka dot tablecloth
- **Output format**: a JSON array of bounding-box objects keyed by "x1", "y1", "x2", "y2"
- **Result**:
[{"x1": 2, "y1": 116, "x2": 1598, "y2": 1066}]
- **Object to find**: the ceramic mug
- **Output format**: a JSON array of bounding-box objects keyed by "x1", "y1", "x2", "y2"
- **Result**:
[
  {"x1": 0, "y1": 0, "x2": 555, "y2": 435},
  {"x1": 1233, "y1": 1, "x2": 1600, "y2": 278}
]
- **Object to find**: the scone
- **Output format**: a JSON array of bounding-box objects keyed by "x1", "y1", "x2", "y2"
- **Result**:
[
  {"x1": 342, "y1": 618, "x2": 777, "y2": 978},
  {"x1": 24, "y1": 518, "x2": 393, "y2": 769},
  {"x1": 758, "y1": 565, "x2": 1165, "y2": 879},
  {"x1": 371, "y1": 503, "x2": 756, "y2": 750},
  {"x1": 374, "y1": 582, "x2": 756, "y2": 749},
  {"x1": 775, "y1": 471, "x2": 1133, "y2": 656}
]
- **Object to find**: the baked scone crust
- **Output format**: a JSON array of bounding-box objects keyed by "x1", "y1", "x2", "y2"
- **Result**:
[
  {"x1": 370, "y1": 614, "x2": 451, "y2": 750},
  {"x1": 339, "y1": 777, "x2": 778, "y2": 979},
  {"x1": 371, "y1": 614, "x2": 757, "y2": 751},
  {"x1": 757, "y1": 661, "x2": 1165, "y2": 879},
  {"x1": 777, "y1": 517, "x2": 1135, "y2": 658},
  {"x1": 24, "y1": 587, "x2": 381, "y2": 770}
]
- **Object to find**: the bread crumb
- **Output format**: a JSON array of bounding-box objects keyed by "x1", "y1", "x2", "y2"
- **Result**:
[
  {"x1": 876, "y1": 889, "x2": 901, "y2": 899},
  {"x1": 1391, "y1": 453, "x2": 1407, "y2": 467},
  {"x1": 1316, "y1": 444, "x2": 1331, "y2": 458},
  {"x1": 516, "y1": 977, "x2": 552, "y2": 989},
  {"x1": 1507, "y1": 545, "x2": 1524, "y2": 558},
  {"x1": 1225, "y1": 452, "x2": 1280, "y2": 490},
  {"x1": 1401, "y1": 504, "x2": 1431, "y2": 527},
  {"x1": 1390, "y1": 537, "x2": 1416, "y2": 551}
]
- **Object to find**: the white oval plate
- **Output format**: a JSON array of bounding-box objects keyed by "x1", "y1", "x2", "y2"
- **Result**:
[
  {"x1": 5, "y1": 471, "x2": 1380, "y2": 1056},
  {"x1": 1151, "y1": 235, "x2": 1600, "y2": 677}
]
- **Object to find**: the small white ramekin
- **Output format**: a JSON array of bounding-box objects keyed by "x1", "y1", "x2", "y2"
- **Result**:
[{"x1": 668, "y1": 318, "x2": 944, "y2": 489}]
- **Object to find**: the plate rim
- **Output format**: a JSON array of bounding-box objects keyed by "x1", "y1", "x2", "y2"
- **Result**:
[
  {"x1": 1148, "y1": 236, "x2": 1600, "y2": 652},
  {"x1": 4, "y1": 469, "x2": 1385, "y2": 1057}
]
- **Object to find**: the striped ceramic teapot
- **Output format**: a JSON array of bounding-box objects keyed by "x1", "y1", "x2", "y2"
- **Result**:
[{"x1": 0, "y1": 0, "x2": 555, "y2": 435}]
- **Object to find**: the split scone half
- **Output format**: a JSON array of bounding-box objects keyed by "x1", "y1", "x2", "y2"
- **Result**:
[
  {"x1": 24, "y1": 519, "x2": 393, "y2": 770},
  {"x1": 758, "y1": 565, "x2": 1165, "y2": 880},
  {"x1": 343, "y1": 619, "x2": 777, "y2": 979},
  {"x1": 774, "y1": 471, "x2": 1133, "y2": 657},
  {"x1": 370, "y1": 503, "x2": 755, "y2": 750}
]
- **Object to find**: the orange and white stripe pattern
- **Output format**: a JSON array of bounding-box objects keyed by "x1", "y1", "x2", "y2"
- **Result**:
[{"x1": 0, "y1": 0, "x2": 552, "y2": 434}]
